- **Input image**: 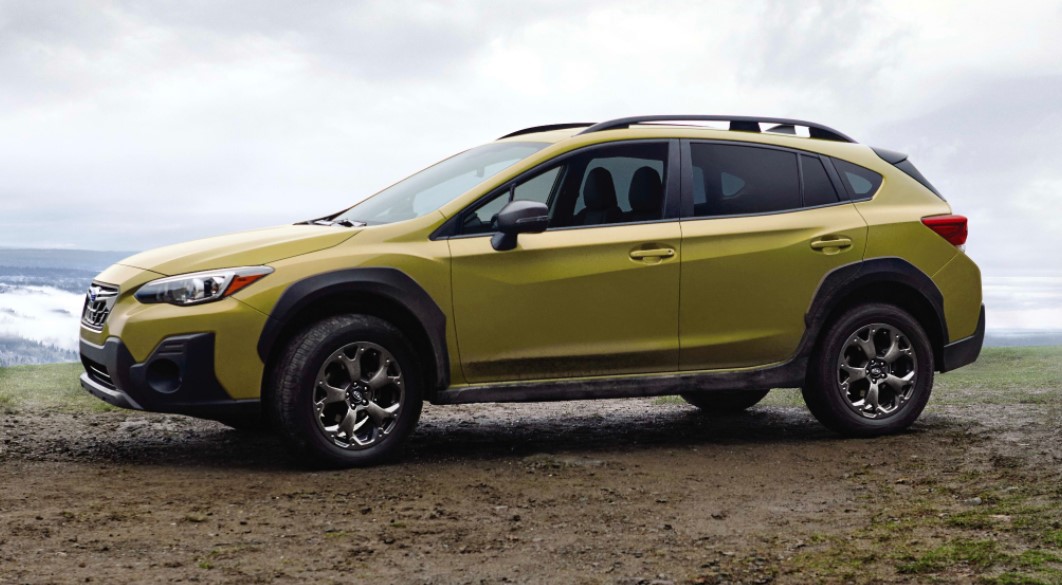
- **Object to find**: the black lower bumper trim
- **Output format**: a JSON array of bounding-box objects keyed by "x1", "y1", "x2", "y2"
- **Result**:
[
  {"x1": 79, "y1": 333, "x2": 261, "y2": 418},
  {"x1": 940, "y1": 304, "x2": 985, "y2": 372}
]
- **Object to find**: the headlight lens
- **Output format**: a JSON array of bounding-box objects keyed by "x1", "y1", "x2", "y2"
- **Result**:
[{"x1": 134, "y1": 266, "x2": 273, "y2": 306}]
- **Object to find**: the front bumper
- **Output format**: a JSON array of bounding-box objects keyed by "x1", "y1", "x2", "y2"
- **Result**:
[
  {"x1": 940, "y1": 304, "x2": 986, "y2": 372},
  {"x1": 79, "y1": 332, "x2": 260, "y2": 418}
]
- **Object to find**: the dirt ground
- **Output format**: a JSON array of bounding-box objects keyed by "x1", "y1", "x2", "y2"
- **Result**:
[{"x1": 1, "y1": 395, "x2": 1060, "y2": 584}]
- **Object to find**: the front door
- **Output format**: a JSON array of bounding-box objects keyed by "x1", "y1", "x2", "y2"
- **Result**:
[{"x1": 447, "y1": 141, "x2": 682, "y2": 384}]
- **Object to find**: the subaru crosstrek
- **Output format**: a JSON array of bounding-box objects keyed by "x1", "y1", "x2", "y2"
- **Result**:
[{"x1": 79, "y1": 115, "x2": 985, "y2": 467}]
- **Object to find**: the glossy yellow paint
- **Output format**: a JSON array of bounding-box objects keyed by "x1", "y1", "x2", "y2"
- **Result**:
[
  {"x1": 448, "y1": 222, "x2": 682, "y2": 383},
  {"x1": 932, "y1": 252, "x2": 983, "y2": 341},
  {"x1": 854, "y1": 175, "x2": 956, "y2": 280},
  {"x1": 120, "y1": 224, "x2": 358, "y2": 276},
  {"x1": 679, "y1": 203, "x2": 868, "y2": 370},
  {"x1": 235, "y1": 212, "x2": 462, "y2": 384},
  {"x1": 83, "y1": 262, "x2": 270, "y2": 399}
]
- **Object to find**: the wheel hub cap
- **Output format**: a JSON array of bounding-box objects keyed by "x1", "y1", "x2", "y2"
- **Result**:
[
  {"x1": 836, "y1": 323, "x2": 918, "y2": 420},
  {"x1": 866, "y1": 359, "x2": 888, "y2": 381}
]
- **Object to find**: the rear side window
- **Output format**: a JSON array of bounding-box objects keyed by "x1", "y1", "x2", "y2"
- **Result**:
[
  {"x1": 833, "y1": 159, "x2": 883, "y2": 200},
  {"x1": 690, "y1": 144, "x2": 800, "y2": 217},
  {"x1": 800, "y1": 155, "x2": 839, "y2": 207}
]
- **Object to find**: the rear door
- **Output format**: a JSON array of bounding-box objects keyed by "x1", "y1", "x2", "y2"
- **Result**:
[{"x1": 678, "y1": 141, "x2": 868, "y2": 370}]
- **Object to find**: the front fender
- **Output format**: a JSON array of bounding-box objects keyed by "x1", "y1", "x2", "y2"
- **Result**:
[{"x1": 256, "y1": 267, "x2": 450, "y2": 390}]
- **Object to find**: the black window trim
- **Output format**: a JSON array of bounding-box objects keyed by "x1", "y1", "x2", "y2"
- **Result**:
[
  {"x1": 432, "y1": 138, "x2": 682, "y2": 240},
  {"x1": 800, "y1": 153, "x2": 846, "y2": 208},
  {"x1": 678, "y1": 139, "x2": 853, "y2": 221}
]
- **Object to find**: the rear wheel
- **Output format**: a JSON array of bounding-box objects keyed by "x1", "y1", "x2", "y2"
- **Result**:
[
  {"x1": 680, "y1": 389, "x2": 770, "y2": 413},
  {"x1": 270, "y1": 315, "x2": 423, "y2": 467},
  {"x1": 802, "y1": 303, "x2": 934, "y2": 436}
]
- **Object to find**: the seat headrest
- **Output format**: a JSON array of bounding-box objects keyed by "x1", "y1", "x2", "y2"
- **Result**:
[
  {"x1": 629, "y1": 167, "x2": 663, "y2": 212},
  {"x1": 583, "y1": 167, "x2": 617, "y2": 210}
]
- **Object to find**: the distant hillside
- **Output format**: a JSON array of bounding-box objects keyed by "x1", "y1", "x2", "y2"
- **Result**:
[
  {"x1": 0, "y1": 248, "x2": 135, "y2": 272},
  {"x1": 0, "y1": 248, "x2": 137, "y2": 293},
  {"x1": 0, "y1": 335, "x2": 77, "y2": 366}
]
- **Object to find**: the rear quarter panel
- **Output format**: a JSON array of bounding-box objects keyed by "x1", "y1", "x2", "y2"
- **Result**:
[{"x1": 848, "y1": 150, "x2": 981, "y2": 342}]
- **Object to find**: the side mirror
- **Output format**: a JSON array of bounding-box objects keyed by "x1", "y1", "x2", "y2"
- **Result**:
[{"x1": 491, "y1": 200, "x2": 549, "y2": 251}]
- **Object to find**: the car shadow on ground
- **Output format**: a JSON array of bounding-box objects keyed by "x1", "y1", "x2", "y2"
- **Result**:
[{"x1": 6, "y1": 401, "x2": 962, "y2": 471}]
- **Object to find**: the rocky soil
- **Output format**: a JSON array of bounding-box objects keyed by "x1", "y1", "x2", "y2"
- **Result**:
[{"x1": 1, "y1": 395, "x2": 1060, "y2": 584}]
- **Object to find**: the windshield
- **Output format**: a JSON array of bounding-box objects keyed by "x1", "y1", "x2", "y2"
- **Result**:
[{"x1": 333, "y1": 141, "x2": 548, "y2": 225}]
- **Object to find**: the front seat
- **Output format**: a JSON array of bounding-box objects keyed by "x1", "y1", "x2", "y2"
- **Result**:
[
  {"x1": 574, "y1": 167, "x2": 622, "y2": 226},
  {"x1": 626, "y1": 166, "x2": 663, "y2": 222}
]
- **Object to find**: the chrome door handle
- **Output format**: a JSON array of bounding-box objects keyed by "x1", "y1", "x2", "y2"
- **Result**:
[
  {"x1": 810, "y1": 237, "x2": 853, "y2": 250},
  {"x1": 630, "y1": 248, "x2": 676, "y2": 260}
]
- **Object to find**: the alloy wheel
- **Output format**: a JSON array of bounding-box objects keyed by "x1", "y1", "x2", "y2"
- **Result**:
[
  {"x1": 836, "y1": 322, "x2": 919, "y2": 419},
  {"x1": 313, "y1": 342, "x2": 404, "y2": 449}
]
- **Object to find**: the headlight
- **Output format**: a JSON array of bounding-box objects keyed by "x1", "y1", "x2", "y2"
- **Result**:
[{"x1": 134, "y1": 266, "x2": 274, "y2": 306}]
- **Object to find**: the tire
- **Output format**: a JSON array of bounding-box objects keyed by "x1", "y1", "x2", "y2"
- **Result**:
[
  {"x1": 801, "y1": 303, "x2": 934, "y2": 437},
  {"x1": 269, "y1": 314, "x2": 423, "y2": 468},
  {"x1": 680, "y1": 389, "x2": 770, "y2": 413}
]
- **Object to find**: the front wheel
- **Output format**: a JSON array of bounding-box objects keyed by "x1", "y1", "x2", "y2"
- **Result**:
[
  {"x1": 270, "y1": 315, "x2": 423, "y2": 467},
  {"x1": 802, "y1": 303, "x2": 934, "y2": 436}
]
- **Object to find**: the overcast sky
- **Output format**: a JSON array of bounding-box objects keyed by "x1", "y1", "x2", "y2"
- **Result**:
[{"x1": 1, "y1": 0, "x2": 1060, "y2": 279}]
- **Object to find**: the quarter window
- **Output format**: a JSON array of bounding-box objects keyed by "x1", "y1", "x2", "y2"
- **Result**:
[{"x1": 833, "y1": 159, "x2": 883, "y2": 199}]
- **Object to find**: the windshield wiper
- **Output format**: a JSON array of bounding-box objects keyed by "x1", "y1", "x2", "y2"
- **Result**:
[{"x1": 306, "y1": 218, "x2": 366, "y2": 227}]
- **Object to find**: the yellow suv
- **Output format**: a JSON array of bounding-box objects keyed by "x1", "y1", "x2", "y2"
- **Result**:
[{"x1": 79, "y1": 115, "x2": 984, "y2": 467}]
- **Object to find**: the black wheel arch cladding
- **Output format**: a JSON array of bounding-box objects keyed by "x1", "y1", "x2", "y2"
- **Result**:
[
  {"x1": 804, "y1": 257, "x2": 948, "y2": 367},
  {"x1": 257, "y1": 267, "x2": 449, "y2": 392}
]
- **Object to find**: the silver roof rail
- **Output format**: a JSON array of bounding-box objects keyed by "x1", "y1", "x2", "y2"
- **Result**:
[{"x1": 576, "y1": 115, "x2": 856, "y2": 143}]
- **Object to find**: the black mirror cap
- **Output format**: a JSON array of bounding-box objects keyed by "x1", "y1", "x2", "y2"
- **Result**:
[
  {"x1": 496, "y1": 200, "x2": 548, "y2": 233},
  {"x1": 491, "y1": 200, "x2": 548, "y2": 251},
  {"x1": 497, "y1": 201, "x2": 547, "y2": 233}
]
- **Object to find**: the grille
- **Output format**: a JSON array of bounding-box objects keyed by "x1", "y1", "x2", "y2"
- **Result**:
[
  {"x1": 82, "y1": 357, "x2": 116, "y2": 390},
  {"x1": 81, "y1": 283, "x2": 119, "y2": 330}
]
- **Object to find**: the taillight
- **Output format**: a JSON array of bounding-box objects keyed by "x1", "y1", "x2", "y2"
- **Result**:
[{"x1": 922, "y1": 214, "x2": 968, "y2": 246}]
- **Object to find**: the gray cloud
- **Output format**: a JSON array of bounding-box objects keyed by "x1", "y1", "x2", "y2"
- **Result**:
[
  {"x1": 0, "y1": 0, "x2": 1059, "y2": 280},
  {"x1": 866, "y1": 75, "x2": 1062, "y2": 275}
]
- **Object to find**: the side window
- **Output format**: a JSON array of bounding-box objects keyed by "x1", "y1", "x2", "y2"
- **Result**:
[
  {"x1": 460, "y1": 167, "x2": 562, "y2": 235},
  {"x1": 456, "y1": 141, "x2": 669, "y2": 234},
  {"x1": 690, "y1": 144, "x2": 800, "y2": 217},
  {"x1": 564, "y1": 143, "x2": 668, "y2": 226},
  {"x1": 801, "y1": 155, "x2": 840, "y2": 207},
  {"x1": 833, "y1": 159, "x2": 883, "y2": 200}
]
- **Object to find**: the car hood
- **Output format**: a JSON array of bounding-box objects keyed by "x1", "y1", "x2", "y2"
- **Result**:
[{"x1": 118, "y1": 224, "x2": 360, "y2": 276}]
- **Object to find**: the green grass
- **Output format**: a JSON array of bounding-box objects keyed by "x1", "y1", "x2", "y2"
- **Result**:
[
  {"x1": 897, "y1": 539, "x2": 1010, "y2": 574},
  {"x1": 3, "y1": 346, "x2": 1060, "y2": 414},
  {"x1": 0, "y1": 362, "x2": 116, "y2": 412},
  {"x1": 793, "y1": 483, "x2": 1062, "y2": 584},
  {"x1": 932, "y1": 346, "x2": 1062, "y2": 405}
]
